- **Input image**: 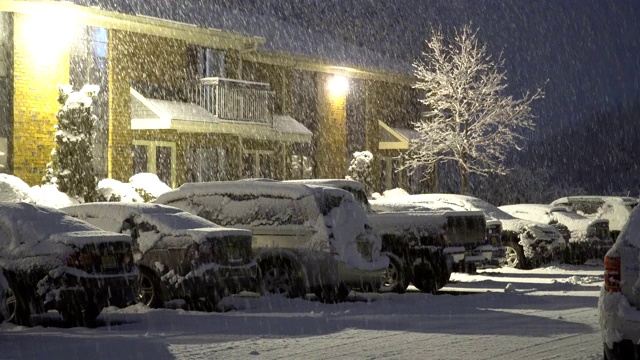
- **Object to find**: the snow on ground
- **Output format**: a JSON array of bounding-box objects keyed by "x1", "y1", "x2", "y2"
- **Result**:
[{"x1": 0, "y1": 263, "x2": 604, "y2": 359}]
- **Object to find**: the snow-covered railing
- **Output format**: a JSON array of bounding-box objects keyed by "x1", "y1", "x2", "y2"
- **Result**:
[{"x1": 190, "y1": 77, "x2": 275, "y2": 125}]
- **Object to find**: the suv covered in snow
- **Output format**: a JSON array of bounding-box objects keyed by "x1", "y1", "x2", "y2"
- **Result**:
[
  {"x1": 63, "y1": 203, "x2": 257, "y2": 311},
  {"x1": 551, "y1": 196, "x2": 639, "y2": 240},
  {"x1": 155, "y1": 181, "x2": 389, "y2": 303},
  {"x1": 0, "y1": 203, "x2": 137, "y2": 326},
  {"x1": 600, "y1": 206, "x2": 640, "y2": 358}
]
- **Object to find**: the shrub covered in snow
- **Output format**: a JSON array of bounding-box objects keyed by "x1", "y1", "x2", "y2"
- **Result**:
[
  {"x1": 44, "y1": 84, "x2": 100, "y2": 202},
  {"x1": 346, "y1": 151, "x2": 374, "y2": 196},
  {"x1": 97, "y1": 178, "x2": 143, "y2": 203},
  {"x1": 0, "y1": 174, "x2": 32, "y2": 202},
  {"x1": 29, "y1": 184, "x2": 80, "y2": 209},
  {"x1": 129, "y1": 173, "x2": 172, "y2": 202}
]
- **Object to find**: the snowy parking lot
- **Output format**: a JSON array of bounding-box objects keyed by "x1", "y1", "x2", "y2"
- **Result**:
[{"x1": 0, "y1": 264, "x2": 604, "y2": 360}]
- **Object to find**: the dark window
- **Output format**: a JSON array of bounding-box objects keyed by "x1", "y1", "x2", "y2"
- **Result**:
[
  {"x1": 156, "y1": 146, "x2": 172, "y2": 186},
  {"x1": 132, "y1": 145, "x2": 148, "y2": 174},
  {"x1": 190, "y1": 148, "x2": 228, "y2": 182},
  {"x1": 259, "y1": 154, "x2": 273, "y2": 178},
  {"x1": 243, "y1": 153, "x2": 255, "y2": 178}
]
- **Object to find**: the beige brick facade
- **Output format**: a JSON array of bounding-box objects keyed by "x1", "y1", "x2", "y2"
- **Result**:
[{"x1": 12, "y1": 13, "x2": 70, "y2": 185}]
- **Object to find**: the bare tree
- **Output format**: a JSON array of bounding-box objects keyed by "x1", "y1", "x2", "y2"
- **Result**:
[{"x1": 405, "y1": 24, "x2": 544, "y2": 194}]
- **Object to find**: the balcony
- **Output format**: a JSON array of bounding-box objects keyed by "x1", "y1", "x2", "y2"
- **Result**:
[
  {"x1": 130, "y1": 77, "x2": 311, "y2": 143},
  {"x1": 189, "y1": 77, "x2": 275, "y2": 125}
]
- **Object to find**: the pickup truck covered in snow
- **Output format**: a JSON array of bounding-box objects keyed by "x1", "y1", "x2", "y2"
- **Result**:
[{"x1": 284, "y1": 179, "x2": 501, "y2": 293}]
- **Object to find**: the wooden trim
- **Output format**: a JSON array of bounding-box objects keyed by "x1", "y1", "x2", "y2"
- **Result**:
[{"x1": 378, "y1": 120, "x2": 410, "y2": 149}]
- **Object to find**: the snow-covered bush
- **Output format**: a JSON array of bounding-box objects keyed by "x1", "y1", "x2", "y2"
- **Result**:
[
  {"x1": 44, "y1": 84, "x2": 100, "y2": 202},
  {"x1": 29, "y1": 184, "x2": 80, "y2": 209},
  {"x1": 0, "y1": 174, "x2": 32, "y2": 202},
  {"x1": 346, "y1": 151, "x2": 374, "y2": 195},
  {"x1": 97, "y1": 178, "x2": 143, "y2": 203},
  {"x1": 129, "y1": 173, "x2": 172, "y2": 202}
]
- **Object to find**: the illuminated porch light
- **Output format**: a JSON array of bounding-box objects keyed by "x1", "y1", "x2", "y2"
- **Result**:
[
  {"x1": 20, "y1": 8, "x2": 80, "y2": 65},
  {"x1": 328, "y1": 75, "x2": 349, "y2": 96}
]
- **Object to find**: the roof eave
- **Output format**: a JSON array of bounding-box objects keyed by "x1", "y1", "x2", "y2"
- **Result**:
[{"x1": 1, "y1": 0, "x2": 266, "y2": 50}]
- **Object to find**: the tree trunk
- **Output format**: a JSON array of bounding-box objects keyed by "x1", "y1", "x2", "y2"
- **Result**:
[
  {"x1": 429, "y1": 163, "x2": 438, "y2": 193},
  {"x1": 460, "y1": 167, "x2": 468, "y2": 195}
]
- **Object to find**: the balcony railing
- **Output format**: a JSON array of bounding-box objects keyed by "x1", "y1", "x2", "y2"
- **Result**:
[{"x1": 189, "y1": 77, "x2": 275, "y2": 125}]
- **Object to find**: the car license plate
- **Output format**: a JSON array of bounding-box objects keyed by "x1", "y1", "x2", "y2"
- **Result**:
[{"x1": 102, "y1": 255, "x2": 117, "y2": 268}]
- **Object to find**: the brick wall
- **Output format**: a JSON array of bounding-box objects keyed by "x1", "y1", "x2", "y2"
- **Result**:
[
  {"x1": 12, "y1": 13, "x2": 70, "y2": 185},
  {"x1": 109, "y1": 30, "x2": 191, "y2": 182},
  {"x1": 315, "y1": 73, "x2": 347, "y2": 179}
]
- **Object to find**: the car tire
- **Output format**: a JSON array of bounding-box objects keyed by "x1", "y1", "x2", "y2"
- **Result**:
[
  {"x1": 314, "y1": 284, "x2": 351, "y2": 304},
  {"x1": 137, "y1": 267, "x2": 164, "y2": 308},
  {"x1": 5, "y1": 275, "x2": 32, "y2": 326},
  {"x1": 378, "y1": 254, "x2": 408, "y2": 294},
  {"x1": 501, "y1": 241, "x2": 528, "y2": 269},
  {"x1": 259, "y1": 258, "x2": 306, "y2": 299},
  {"x1": 59, "y1": 303, "x2": 102, "y2": 327}
]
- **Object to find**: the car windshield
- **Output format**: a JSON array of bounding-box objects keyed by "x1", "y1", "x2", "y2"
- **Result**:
[{"x1": 550, "y1": 208, "x2": 586, "y2": 220}]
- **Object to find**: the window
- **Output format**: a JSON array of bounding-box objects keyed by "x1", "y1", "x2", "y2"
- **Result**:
[
  {"x1": 243, "y1": 150, "x2": 273, "y2": 179},
  {"x1": 190, "y1": 147, "x2": 228, "y2": 182},
  {"x1": 132, "y1": 140, "x2": 176, "y2": 187},
  {"x1": 70, "y1": 26, "x2": 109, "y2": 179},
  {"x1": 194, "y1": 47, "x2": 226, "y2": 78},
  {"x1": 290, "y1": 155, "x2": 313, "y2": 179},
  {"x1": 380, "y1": 156, "x2": 401, "y2": 191}
]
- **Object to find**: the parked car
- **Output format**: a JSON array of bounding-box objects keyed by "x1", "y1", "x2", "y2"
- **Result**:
[
  {"x1": 600, "y1": 206, "x2": 640, "y2": 359},
  {"x1": 551, "y1": 196, "x2": 639, "y2": 240},
  {"x1": 0, "y1": 202, "x2": 137, "y2": 326},
  {"x1": 500, "y1": 204, "x2": 613, "y2": 263},
  {"x1": 369, "y1": 199, "x2": 504, "y2": 270},
  {"x1": 283, "y1": 179, "x2": 455, "y2": 293},
  {"x1": 155, "y1": 181, "x2": 389, "y2": 303},
  {"x1": 377, "y1": 194, "x2": 565, "y2": 269},
  {"x1": 63, "y1": 203, "x2": 258, "y2": 311}
]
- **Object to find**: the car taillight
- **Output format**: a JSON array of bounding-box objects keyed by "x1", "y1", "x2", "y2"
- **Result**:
[{"x1": 604, "y1": 252, "x2": 621, "y2": 292}]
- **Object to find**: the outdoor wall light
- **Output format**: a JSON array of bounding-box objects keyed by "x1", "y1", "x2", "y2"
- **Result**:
[
  {"x1": 21, "y1": 9, "x2": 78, "y2": 64},
  {"x1": 328, "y1": 75, "x2": 349, "y2": 96}
]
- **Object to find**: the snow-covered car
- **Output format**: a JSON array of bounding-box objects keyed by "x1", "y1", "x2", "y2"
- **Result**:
[
  {"x1": 500, "y1": 204, "x2": 613, "y2": 263},
  {"x1": 155, "y1": 181, "x2": 389, "y2": 303},
  {"x1": 282, "y1": 179, "x2": 454, "y2": 293},
  {"x1": 63, "y1": 203, "x2": 257, "y2": 311},
  {"x1": 551, "y1": 196, "x2": 639, "y2": 240},
  {"x1": 369, "y1": 199, "x2": 504, "y2": 271},
  {"x1": 0, "y1": 202, "x2": 137, "y2": 326},
  {"x1": 599, "y1": 206, "x2": 640, "y2": 359},
  {"x1": 377, "y1": 194, "x2": 565, "y2": 269}
]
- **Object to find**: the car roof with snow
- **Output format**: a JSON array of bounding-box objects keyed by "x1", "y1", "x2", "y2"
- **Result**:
[
  {"x1": 379, "y1": 194, "x2": 513, "y2": 221},
  {"x1": 284, "y1": 179, "x2": 366, "y2": 193},
  {"x1": 552, "y1": 196, "x2": 639, "y2": 205},
  {"x1": 156, "y1": 181, "x2": 354, "y2": 203},
  {"x1": 500, "y1": 204, "x2": 567, "y2": 217},
  {"x1": 63, "y1": 202, "x2": 248, "y2": 233}
]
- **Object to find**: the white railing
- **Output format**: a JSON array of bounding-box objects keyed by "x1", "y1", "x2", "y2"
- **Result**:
[{"x1": 190, "y1": 77, "x2": 274, "y2": 124}]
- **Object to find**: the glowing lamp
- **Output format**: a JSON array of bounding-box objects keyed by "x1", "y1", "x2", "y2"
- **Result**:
[{"x1": 328, "y1": 75, "x2": 349, "y2": 96}]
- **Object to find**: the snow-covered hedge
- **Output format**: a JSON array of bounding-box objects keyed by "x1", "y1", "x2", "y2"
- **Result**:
[{"x1": 129, "y1": 173, "x2": 172, "y2": 202}]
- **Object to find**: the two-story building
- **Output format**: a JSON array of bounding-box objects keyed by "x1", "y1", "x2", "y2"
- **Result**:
[{"x1": 0, "y1": 0, "x2": 425, "y2": 193}]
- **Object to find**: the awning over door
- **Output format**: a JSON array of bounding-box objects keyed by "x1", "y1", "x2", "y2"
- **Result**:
[
  {"x1": 130, "y1": 88, "x2": 312, "y2": 143},
  {"x1": 378, "y1": 120, "x2": 419, "y2": 150}
]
